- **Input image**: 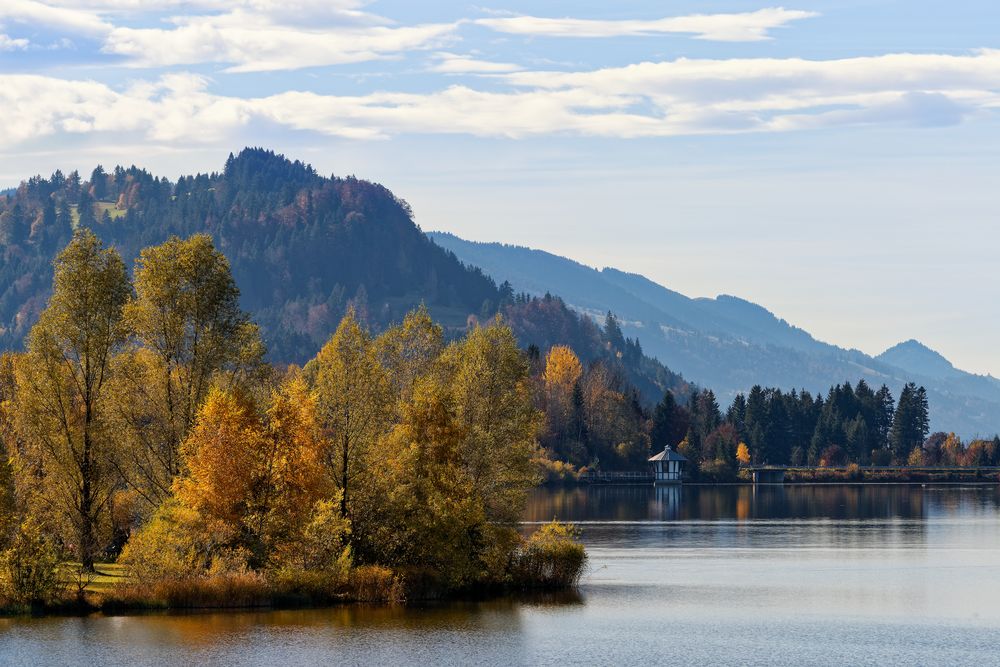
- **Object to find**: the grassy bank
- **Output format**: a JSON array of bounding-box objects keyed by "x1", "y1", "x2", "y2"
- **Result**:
[{"x1": 1, "y1": 522, "x2": 587, "y2": 617}]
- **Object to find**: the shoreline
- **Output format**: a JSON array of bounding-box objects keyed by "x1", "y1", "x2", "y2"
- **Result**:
[
  {"x1": 0, "y1": 579, "x2": 582, "y2": 619},
  {"x1": 547, "y1": 479, "x2": 1000, "y2": 487},
  {"x1": 547, "y1": 470, "x2": 1000, "y2": 486}
]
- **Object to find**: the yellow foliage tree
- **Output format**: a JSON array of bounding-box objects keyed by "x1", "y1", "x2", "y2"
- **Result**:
[
  {"x1": 443, "y1": 318, "x2": 541, "y2": 527},
  {"x1": 372, "y1": 376, "x2": 485, "y2": 587},
  {"x1": 941, "y1": 432, "x2": 964, "y2": 466},
  {"x1": 544, "y1": 345, "x2": 582, "y2": 393},
  {"x1": 313, "y1": 309, "x2": 392, "y2": 522},
  {"x1": 115, "y1": 234, "x2": 265, "y2": 511},
  {"x1": 736, "y1": 442, "x2": 751, "y2": 466},
  {"x1": 13, "y1": 230, "x2": 131, "y2": 570},
  {"x1": 376, "y1": 305, "x2": 444, "y2": 409},
  {"x1": 543, "y1": 345, "x2": 582, "y2": 439},
  {"x1": 0, "y1": 353, "x2": 18, "y2": 545}
]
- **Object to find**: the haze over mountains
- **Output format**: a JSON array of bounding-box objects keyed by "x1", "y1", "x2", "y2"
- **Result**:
[{"x1": 429, "y1": 233, "x2": 1000, "y2": 438}]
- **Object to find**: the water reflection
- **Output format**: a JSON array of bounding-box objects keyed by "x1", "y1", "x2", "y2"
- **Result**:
[
  {"x1": 5, "y1": 485, "x2": 1000, "y2": 666},
  {"x1": 525, "y1": 483, "x2": 1000, "y2": 523}
]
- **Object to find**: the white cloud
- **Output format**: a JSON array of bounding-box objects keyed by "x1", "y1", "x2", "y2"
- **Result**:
[
  {"x1": 1, "y1": 1, "x2": 456, "y2": 71},
  {"x1": 428, "y1": 52, "x2": 522, "y2": 74},
  {"x1": 0, "y1": 0, "x2": 111, "y2": 37},
  {"x1": 104, "y1": 13, "x2": 458, "y2": 72},
  {"x1": 1, "y1": 50, "x2": 1000, "y2": 147},
  {"x1": 0, "y1": 33, "x2": 31, "y2": 50},
  {"x1": 476, "y1": 7, "x2": 818, "y2": 42}
]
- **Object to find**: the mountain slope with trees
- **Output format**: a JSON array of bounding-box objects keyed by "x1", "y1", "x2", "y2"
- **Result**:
[
  {"x1": 428, "y1": 232, "x2": 1000, "y2": 438},
  {"x1": 0, "y1": 149, "x2": 500, "y2": 364},
  {"x1": 0, "y1": 149, "x2": 682, "y2": 409}
]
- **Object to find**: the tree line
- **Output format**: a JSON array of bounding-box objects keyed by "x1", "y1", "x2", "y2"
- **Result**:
[
  {"x1": 647, "y1": 380, "x2": 1000, "y2": 476},
  {"x1": 0, "y1": 230, "x2": 584, "y2": 608}
]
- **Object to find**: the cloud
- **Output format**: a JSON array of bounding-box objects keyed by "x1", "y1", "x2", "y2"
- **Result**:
[
  {"x1": 1, "y1": 1, "x2": 457, "y2": 71},
  {"x1": 476, "y1": 7, "x2": 818, "y2": 42},
  {"x1": 104, "y1": 14, "x2": 458, "y2": 72},
  {"x1": 1, "y1": 50, "x2": 999, "y2": 147},
  {"x1": 1, "y1": 4, "x2": 815, "y2": 73},
  {"x1": 428, "y1": 52, "x2": 522, "y2": 74},
  {"x1": 0, "y1": 33, "x2": 31, "y2": 50},
  {"x1": 0, "y1": 0, "x2": 111, "y2": 37}
]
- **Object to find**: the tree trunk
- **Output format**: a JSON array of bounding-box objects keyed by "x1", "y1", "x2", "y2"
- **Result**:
[
  {"x1": 80, "y1": 431, "x2": 96, "y2": 572},
  {"x1": 340, "y1": 431, "x2": 349, "y2": 519}
]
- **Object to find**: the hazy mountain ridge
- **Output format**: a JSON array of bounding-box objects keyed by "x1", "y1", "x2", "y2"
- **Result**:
[{"x1": 428, "y1": 232, "x2": 1000, "y2": 437}]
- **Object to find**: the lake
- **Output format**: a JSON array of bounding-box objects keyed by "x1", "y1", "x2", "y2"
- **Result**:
[{"x1": 4, "y1": 484, "x2": 1000, "y2": 666}]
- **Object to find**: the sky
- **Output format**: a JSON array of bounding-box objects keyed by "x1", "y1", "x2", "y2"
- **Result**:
[{"x1": 1, "y1": 1, "x2": 998, "y2": 376}]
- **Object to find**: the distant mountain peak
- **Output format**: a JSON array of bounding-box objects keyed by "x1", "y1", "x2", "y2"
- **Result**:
[{"x1": 877, "y1": 339, "x2": 956, "y2": 378}]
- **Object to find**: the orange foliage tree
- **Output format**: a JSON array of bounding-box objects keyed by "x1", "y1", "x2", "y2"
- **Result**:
[
  {"x1": 173, "y1": 377, "x2": 329, "y2": 568},
  {"x1": 543, "y1": 345, "x2": 582, "y2": 441}
]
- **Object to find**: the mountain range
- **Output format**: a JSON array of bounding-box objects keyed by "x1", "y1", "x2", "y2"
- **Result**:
[
  {"x1": 428, "y1": 232, "x2": 1000, "y2": 438},
  {"x1": 1, "y1": 148, "x2": 995, "y2": 437}
]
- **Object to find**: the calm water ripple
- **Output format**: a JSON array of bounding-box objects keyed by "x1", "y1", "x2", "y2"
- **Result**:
[{"x1": 4, "y1": 484, "x2": 1000, "y2": 666}]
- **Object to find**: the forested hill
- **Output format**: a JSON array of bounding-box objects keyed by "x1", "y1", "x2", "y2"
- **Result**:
[
  {"x1": 0, "y1": 149, "x2": 500, "y2": 362},
  {"x1": 0, "y1": 149, "x2": 687, "y2": 405}
]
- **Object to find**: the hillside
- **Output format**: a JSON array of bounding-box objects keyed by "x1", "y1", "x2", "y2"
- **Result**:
[
  {"x1": 0, "y1": 149, "x2": 684, "y2": 405},
  {"x1": 428, "y1": 232, "x2": 1000, "y2": 437},
  {"x1": 0, "y1": 149, "x2": 501, "y2": 363}
]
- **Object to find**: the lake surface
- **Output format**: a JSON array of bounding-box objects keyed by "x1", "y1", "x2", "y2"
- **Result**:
[{"x1": 5, "y1": 484, "x2": 1000, "y2": 666}]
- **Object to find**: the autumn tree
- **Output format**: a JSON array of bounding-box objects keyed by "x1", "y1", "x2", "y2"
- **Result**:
[
  {"x1": 13, "y1": 230, "x2": 131, "y2": 570},
  {"x1": 313, "y1": 309, "x2": 392, "y2": 523},
  {"x1": 542, "y1": 345, "x2": 582, "y2": 451},
  {"x1": 736, "y1": 442, "x2": 751, "y2": 466},
  {"x1": 0, "y1": 353, "x2": 18, "y2": 545},
  {"x1": 171, "y1": 378, "x2": 329, "y2": 568},
  {"x1": 113, "y1": 234, "x2": 265, "y2": 510},
  {"x1": 368, "y1": 375, "x2": 486, "y2": 587},
  {"x1": 375, "y1": 305, "x2": 444, "y2": 409},
  {"x1": 442, "y1": 318, "x2": 540, "y2": 527}
]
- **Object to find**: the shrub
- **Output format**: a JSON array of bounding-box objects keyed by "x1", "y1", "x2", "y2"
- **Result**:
[
  {"x1": 0, "y1": 518, "x2": 62, "y2": 606},
  {"x1": 513, "y1": 521, "x2": 587, "y2": 589},
  {"x1": 110, "y1": 572, "x2": 272, "y2": 609},
  {"x1": 535, "y1": 457, "x2": 580, "y2": 483},
  {"x1": 349, "y1": 565, "x2": 403, "y2": 603},
  {"x1": 117, "y1": 501, "x2": 203, "y2": 582},
  {"x1": 269, "y1": 565, "x2": 350, "y2": 604},
  {"x1": 698, "y1": 458, "x2": 737, "y2": 482}
]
